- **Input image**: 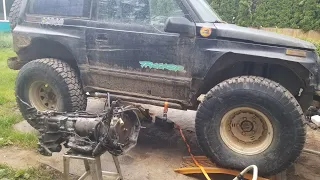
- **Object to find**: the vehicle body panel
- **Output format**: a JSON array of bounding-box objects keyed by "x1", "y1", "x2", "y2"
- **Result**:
[{"x1": 214, "y1": 23, "x2": 316, "y2": 50}]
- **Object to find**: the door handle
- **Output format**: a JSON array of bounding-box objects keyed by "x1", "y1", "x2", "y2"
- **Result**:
[{"x1": 97, "y1": 34, "x2": 109, "y2": 41}]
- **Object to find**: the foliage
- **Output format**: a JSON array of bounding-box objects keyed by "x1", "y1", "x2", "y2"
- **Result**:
[
  {"x1": 208, "y1": 0, "x2": 320, "y2": 31},
  {"x1": 0, "y1": 164, "x2": 63, "y2": 180},
  {"x1": 0, "y1": 48, "x2": 37, "y2": 148},
  {"x1": 210, "y1": 0, "x2": 239, "y2": 24},
  {"x1": 237, "y1": 0, "x2": 253, "y2": 27},
  {"x1": 0, "y1": 33, "x2": 13, "y2": 49},
  {"x1": 307, "y1": 39, "x2": 320, "y2": 55}
]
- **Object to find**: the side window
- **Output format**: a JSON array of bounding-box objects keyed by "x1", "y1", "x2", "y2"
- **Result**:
[
  {"x1": 28, "y1": 0, "x2": 92, "y2": 17},
  {"x1": 98, "y1": 0, "x2": 150, "y2": 24},
  {"x1": 150, "y1": 0, "x2": 188, "y2": 30}
]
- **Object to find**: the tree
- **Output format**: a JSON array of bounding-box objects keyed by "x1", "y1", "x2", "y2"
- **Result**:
[
  {"x1": 237, "y1": 0, "x2": 253, "y2": 26},
  {"x1": 209, "y1": 0, "x2": 239, "y2": 23},
  {"x1": 297, "y1": 0, "x2": 320, "y2": 31}
]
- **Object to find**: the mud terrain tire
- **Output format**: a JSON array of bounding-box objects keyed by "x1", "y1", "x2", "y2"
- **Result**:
[
  {"x1": 9, "y1": 0, "x2": 23, "y2": 30},
  {"x1": 195, "y1": 76, "x2": 306, "y2": 176},
  {"x1": 15, "y1": 59, "x2": 87, "y2": 127}
]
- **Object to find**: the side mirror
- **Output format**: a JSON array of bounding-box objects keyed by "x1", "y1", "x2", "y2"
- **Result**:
[{"x1": 164, "y1": 17, "x2": 196, "y2": 38}]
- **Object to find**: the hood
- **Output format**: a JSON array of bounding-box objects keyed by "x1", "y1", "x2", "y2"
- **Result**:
[{"x1": 213, "y1": 23, "x2": 316, "y2": 50}]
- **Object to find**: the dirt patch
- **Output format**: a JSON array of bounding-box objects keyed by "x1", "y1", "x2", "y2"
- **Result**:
[
  {"x1": 0, "y1": 147, "x2": 40, "y2": 169},
  {"x1": 139, "y1": 121, "x2": 202, "y2": 155},
  {"x1": 286, "y1": 127, "x2": 320, "y2": 180},
  {"x1": 305, "y1": 127, "x2": 320, "y2": 151}
]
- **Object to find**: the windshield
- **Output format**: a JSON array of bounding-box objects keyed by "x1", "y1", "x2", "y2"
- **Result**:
[{"x1": 188, "y1": 0, "x2": 222, "y2": 23}]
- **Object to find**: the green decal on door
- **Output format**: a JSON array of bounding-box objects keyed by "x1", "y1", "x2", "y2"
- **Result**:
[{"x1": 139, "y1": 61, "x2": 185, "y2": 72}]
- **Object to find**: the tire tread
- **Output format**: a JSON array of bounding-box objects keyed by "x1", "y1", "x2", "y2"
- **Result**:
[
  {"x1": 196, "y1": 76, "x2": 306, "y2": 176},
  {"x1": 8, "y1": 0, "x2": 22, "y2": 30},
  {"x1": 16, "y1": 58, "x2": 87, "y2": 114}
]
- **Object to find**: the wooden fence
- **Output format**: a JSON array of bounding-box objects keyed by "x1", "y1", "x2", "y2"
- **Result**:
[{"x1": 258, "y1": 27, "x2": 320, "y2": 41}]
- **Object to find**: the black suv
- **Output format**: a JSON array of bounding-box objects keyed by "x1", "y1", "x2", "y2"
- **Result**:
[{"x1": 8, "y1": 0, "x2": 320, "y2": 176}]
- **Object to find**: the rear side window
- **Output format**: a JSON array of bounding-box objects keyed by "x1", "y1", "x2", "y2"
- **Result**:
[
  {"x1": 28, "y1": 0, "x2": 92, "y2": 17},
  {"x1": 98, "y1": 0, "x2": 150, "y2": 23}
]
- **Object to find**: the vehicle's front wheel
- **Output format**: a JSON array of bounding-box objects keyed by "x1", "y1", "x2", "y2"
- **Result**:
[
  {"x1": 15, "y1": 59, "x2": 87, "y2": 127},
  {"x1": 195, "y1": 76, "x2": 306, "y2": 176}
]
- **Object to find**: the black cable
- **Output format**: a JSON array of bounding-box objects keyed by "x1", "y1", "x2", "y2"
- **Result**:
[{"x1": 16, "y1": 96, "x2": 32, "y2": 108}]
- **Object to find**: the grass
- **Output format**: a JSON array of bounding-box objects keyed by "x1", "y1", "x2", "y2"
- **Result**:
[
  {"x1": 0, "y1": 48, "x2": 37, "y2": 148},
  {"x1": 0, "y1": 164, "x2": 64, "y2": 180},
  {"x1": 0, "y1": 37, "x2": 65, "y2": 178},
  {"x1": 0, "y1": 33, "x2": 13, "y2": 49}
]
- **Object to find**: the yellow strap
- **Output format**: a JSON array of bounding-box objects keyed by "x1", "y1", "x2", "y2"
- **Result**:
[{"x1": 176, "y1": 124, "x2": 211, "y2": 180}]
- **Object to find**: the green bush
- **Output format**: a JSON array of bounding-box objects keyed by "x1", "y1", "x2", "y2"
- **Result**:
[
  {"x1": 313, "y1": 41, "x2": 320, "y2": 56},
  {"x1": 208, "y1": 0, "x2": 320, "y2": 31},
  {"x1": 0, "y1": 33, "x2": 13, "y2": 49},
  {"x1": 301, "y1": 38, "x2": 320, "y2": 55}
]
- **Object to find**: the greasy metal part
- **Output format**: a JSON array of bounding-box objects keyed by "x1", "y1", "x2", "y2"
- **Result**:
[
  {"x1": 63, "y1": 151, "x2": 122, "y2": 180},
  {"x1": 22, "y1": 99, "x2": 143, "y2": 157},
  {"x1": 90, "y1": 92, "x2": 184, "y2": 109},
  {"x1": 89, "y1": 89, "x2": 187, "y2": 106}
]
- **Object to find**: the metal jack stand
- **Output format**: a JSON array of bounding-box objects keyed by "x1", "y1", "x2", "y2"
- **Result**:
[{"x1": 63, "y1": 151, "x2": 123, "y2": 180}]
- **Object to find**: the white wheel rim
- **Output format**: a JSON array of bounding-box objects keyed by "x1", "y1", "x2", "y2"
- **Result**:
[
  {"x1": 220, "y1": 107, "x2": 274, "y2": 155},
  {"x1": 29, "y1": 81, "x2": 58, "y2": 111}
]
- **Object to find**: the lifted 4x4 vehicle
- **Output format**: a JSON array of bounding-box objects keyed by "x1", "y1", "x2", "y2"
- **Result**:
[{"x1": 8, "y1": 0, "x2": 320, "y2": 176}]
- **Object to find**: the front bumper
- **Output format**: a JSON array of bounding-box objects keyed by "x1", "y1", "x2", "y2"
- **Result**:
[
  {"x1": 7, "y1": 56, "x2": 24, "y2": 70},
  {"x1": 309, "y1": 54, "x2": 320, "y2": 93}
]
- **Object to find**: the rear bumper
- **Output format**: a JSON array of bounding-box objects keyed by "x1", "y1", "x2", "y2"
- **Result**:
[{"x1": 7, "y1": 56, "x2": 24, "y2": 70}]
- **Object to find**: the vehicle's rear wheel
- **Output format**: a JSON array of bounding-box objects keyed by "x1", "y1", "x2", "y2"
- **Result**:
[
  {"x1": 195, "y1": 76, "x2": 306, "y2": 176},
  {"x1": 28, "y1": 81, "x2": 58, "y2": 111},
  {"x1": 15, "y1": 59, "x2": 87, "y2": 127}
]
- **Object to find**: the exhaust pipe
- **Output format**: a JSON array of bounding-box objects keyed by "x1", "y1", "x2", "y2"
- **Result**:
[{"x1": 90, "y1": 92, "x2": 183, "y2": 109}]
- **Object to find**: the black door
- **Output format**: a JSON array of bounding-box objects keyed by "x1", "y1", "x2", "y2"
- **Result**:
[{"x1": 86, "y1": 0, "x2": 195, "y2": 101}]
